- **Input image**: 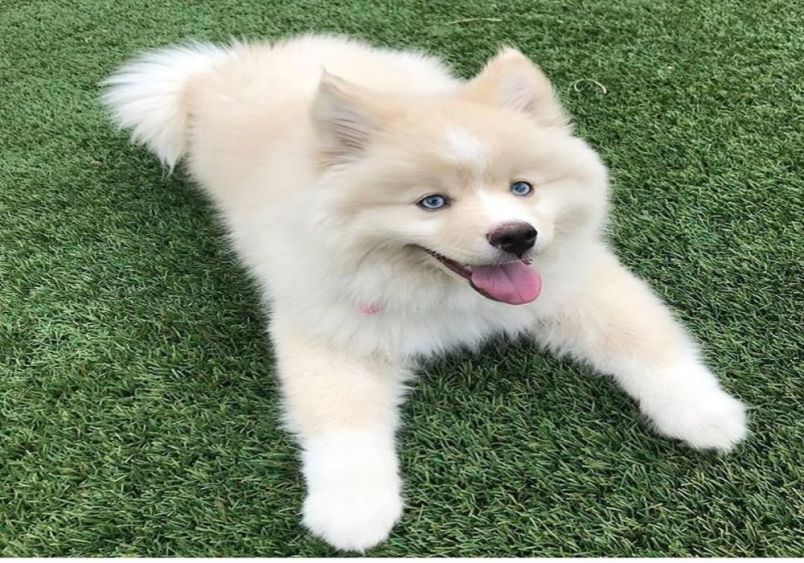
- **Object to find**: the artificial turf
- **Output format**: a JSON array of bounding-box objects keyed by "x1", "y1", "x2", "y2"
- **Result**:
[{"x1": 1, "y1": 0, "x2": 802, "y2": 556}]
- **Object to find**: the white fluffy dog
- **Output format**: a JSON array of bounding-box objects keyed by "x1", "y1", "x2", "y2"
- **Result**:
[{"x1": 104, "y1": 35, "x2": 747, "y2": 551}]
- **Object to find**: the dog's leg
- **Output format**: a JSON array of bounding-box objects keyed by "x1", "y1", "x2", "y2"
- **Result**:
[
  {"x1": 538, "y1": 250, "x2": 747, "y2": 452},
  {"x1": 271, "y1": 321, "x2": 407, "y2": 551}
]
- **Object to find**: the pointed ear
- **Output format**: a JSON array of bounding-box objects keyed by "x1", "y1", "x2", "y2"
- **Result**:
[
  {"x1": 311, "y1": 71, "x2": 387, "y2": 163},
  {"x1": 462, "y1": 48, "x2": 570, "y2": 129}
]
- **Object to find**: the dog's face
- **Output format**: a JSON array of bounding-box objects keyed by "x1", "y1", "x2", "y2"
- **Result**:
[{"x1": 311, "y1": 49, "x2": 608, "y2": 305}]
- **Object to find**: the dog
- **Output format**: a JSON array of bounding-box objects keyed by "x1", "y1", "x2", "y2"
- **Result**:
[{"x1": 103, "y1": 34, "x2": 747, "y2": 551}]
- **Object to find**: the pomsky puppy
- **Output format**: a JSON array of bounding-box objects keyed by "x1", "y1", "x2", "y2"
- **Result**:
[{"x1": 103, "y1": 35, "x2": 748, "y2": 551}]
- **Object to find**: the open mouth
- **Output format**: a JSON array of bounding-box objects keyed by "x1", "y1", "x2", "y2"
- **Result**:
[{"x1": 424, "y1": 249, "x2": 542, "y2": 305}]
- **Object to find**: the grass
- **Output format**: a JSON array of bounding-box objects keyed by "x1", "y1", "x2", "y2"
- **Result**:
[{"x1": 1, "y1": 0, "x2": 802, "y2": 556}]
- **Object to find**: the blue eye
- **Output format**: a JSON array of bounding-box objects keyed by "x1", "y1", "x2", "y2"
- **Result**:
[
  {"x1": 418, "y1": 194, "x2": 448, "y2": 210},
  {"x1": 510, "y1": 181, "x2": 533, "y2": 196}
]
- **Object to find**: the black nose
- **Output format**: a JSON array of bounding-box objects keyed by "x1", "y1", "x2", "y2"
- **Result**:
[{"x1": 486, "y1": 222, "x2": 537, "y2": 257}]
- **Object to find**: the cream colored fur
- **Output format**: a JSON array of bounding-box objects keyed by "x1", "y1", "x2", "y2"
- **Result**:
[{"x1": 103, "y1": 34, "x2": 747, "y2": 551}]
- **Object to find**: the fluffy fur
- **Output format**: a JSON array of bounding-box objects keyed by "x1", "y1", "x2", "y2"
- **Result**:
[{"x1": 103, "y1": 34, "x2": 747, "y2": 551}]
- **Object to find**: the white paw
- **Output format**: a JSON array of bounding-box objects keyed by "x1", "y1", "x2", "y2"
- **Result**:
[
  {"x1": 303, "y1": 475, "x2": 403, "y2": 551},
  {"x1": 301, "y1": 430, "x2": 402, "y2": 551},
  {"x1": 642, "y1": 376, "x2": 748, "y2": 452}
]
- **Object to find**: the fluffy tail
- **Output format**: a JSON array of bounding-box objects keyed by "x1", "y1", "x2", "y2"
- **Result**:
[{"x1": 102, "y1": 42, "x2": 232, "y2": 168}]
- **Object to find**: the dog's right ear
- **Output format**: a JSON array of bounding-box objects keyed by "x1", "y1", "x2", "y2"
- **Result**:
[{"x1": 311, "y1": 71, "x2": 390, "y2": 164}]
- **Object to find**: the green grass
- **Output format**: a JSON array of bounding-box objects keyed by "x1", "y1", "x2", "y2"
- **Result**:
[{"x1": 1, "y1": 0, "x2": 802, "y2": 556}]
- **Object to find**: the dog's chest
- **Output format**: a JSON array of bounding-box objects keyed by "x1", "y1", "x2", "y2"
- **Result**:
[{"x1": 339, "y1": 289, "x2": 539, "y2": 359}]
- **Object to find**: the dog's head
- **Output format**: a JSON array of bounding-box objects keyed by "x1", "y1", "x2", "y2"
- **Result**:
[{"x1": 310, "y1": 48, "x2": 608, "y2": 305}]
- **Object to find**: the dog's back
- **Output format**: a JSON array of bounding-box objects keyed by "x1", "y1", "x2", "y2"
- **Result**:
[{"x1": 103, "y1": 35, "x2": 458, "y2": 170}]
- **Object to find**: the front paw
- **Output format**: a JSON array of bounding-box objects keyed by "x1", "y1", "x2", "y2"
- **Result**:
[
  {"x1": 301, "y1": 430, "x2": 402, "y2": 551},
  {"x1": 641, "y1": 371, "x2": 748, "y2": 452},
  {"x1": 303, "y1": 475, "x2": 403, "y2": 552}
]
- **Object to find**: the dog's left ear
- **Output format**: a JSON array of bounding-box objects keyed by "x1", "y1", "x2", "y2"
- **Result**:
[{"x1": 462, "y1": 48, "x2": 569, "y2": 129}]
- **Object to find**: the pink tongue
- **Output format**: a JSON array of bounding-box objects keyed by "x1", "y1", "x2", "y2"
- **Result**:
[{"x1": 470, "y1": 261, "x2": 542, "y2": 305}]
